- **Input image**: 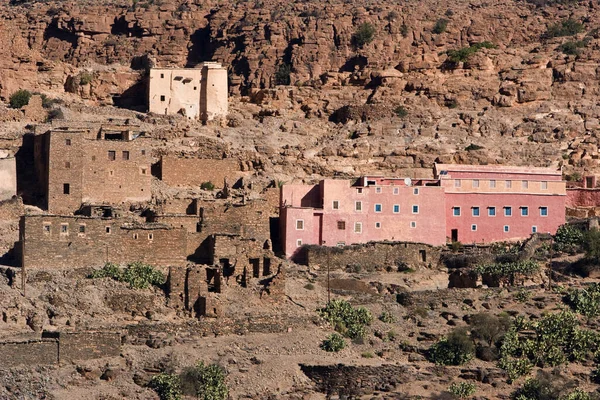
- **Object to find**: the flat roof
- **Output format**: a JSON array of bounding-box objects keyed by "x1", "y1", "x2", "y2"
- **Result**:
[{"x1": 435, "y1": 163, "x2": 561, "y2": 176}]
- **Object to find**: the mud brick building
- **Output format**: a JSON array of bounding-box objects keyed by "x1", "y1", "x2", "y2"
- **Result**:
[
  {"x1": 281, "y1": 164, "x2": 566, "y2": 259},
  {"x1": 148, "y1": 62, "x2": 228, "y2": 121},
  {"x1": 0, "y1": 153, "x2": 16, "y2": 201},
  {"x1": 34, "y1": 127, "x2": 152, "y2": 214},
  {"x1": 20, "y1": 214, "x2": 186, "y2": 269}
]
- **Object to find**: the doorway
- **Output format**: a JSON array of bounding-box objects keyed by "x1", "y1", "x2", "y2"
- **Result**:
[{"x1": 451, "y1": 229, "x2": 458, "y2": 242}]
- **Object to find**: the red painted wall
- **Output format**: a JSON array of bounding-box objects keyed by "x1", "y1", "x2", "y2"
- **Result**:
[{"x1": 567, "y1": 189, "x2": 600, "y2": 207}]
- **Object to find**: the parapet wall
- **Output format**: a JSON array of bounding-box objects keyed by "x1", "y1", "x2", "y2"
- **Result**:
[{"x1": 305, "y1": 241, "x2": 441, "y2": 270}]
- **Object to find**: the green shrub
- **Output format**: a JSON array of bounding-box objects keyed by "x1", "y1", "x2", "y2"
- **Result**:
[
  {"x1": 318, "y1": 299, "x2": 373, "y2": 340},
  {"x1": 543, "y1": 19, "x2": 584, "y2": 39},
  {"x1": 361, "y1": 351, "x2": 374, "y2": 358},
  {"x1": 304, "y1": 283, "x2": 315, "y2": 290},
  {"x1": 553, "y1": 224, "x2": 584, "y2": 253},
  {"x1": 558, "y1": 40, "x2": 585, "y2": 55},
  {"x1": 499, "y1": 311, "x2": 599, "y2": 381},
  {"x1": 562, "y1": 389, "x2": 594, "y2": 400},
  {"x1": 511, "y1": 376, "x2": 592, "y2": 400},
  {"x1": 449, "y1": 382, "x2": 476, "y2": 399},
  {"x1": 474, "y1": 260, "x2": 540, "y2": 285},
  {"x1": 582, "y1": 228, "x2": 600, "y2": 261},
  {"x1": 352, "y1": 22, "x2": 376, "y2": 48},
  {"x1": 379, "y1": 311, "x2": 397, "y2": 324},
  {"x1": 565, "y1": 283, "x2": 600, "y2": 317},
  {"x1": 149, "y1": 373, "x2": 182, "y2": 400},
  {"x1": 201, "y1": 181, "x2": 215, "y2": 191},
  {"x1": 446, "y1": 99, "x2": 459, "y2": 108},
  {"x1": 432, "y1": 18, "x2": 449, "y2": 34},
  {"x1": 469, "y1": 313, "x2": 511, "y2": 346},
  {"x1": 274, "y1": 63, "x2": 291, "y2": 86},
  {"x1": 89, "y1": 262, "x2": 165, "y2": 289},
  {"x1": 446, "y1": 42, "x2": 496, "y2": 63},
  {"x1": 394, "y1": 105, "x2": 408, "y2": 118},
  {"x1": 450, "y1": 241, "x2": 463, "y2": 252},
  {"x1": 9, "y1": 89, "x2": 32, "y2": 109},
  {"x1": 321, "y1": 333, "x2": 346, "y2": 352},
  {"x1": 47, "y1": 108, "x2": 65, "y2": 121},
  {"x1": 79, "y1": 71, "x2": 94, "y2": 85},
  {"x1": 400, "y1": 23, "x2": 409, "y2": 38},
  {"x1": 515, "y1": 289, "x2": 532, "y2": 303},
  {"x1": 428, "y1": 328, "x2": 475, "y2": 366},
  {"x1": 180, "y1": 362, "x2": 228, "y2": 400}
]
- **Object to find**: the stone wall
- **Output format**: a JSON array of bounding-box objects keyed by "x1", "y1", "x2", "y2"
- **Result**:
[
  {"x1": 305, "y1": 241, "x2": 441, "y2": 271},
  {"x1": 21, "y1": 215, "x2": 187, "y2": 269},
  {"x1": 160, "y1": 156, "x2": 241, "y2": 188},
  {"x1": 0, "y1": 331, "x2": 121, "y2": 369},
  {"x1": 199, "y1": 200, "x2": 272, "y2": 243}
]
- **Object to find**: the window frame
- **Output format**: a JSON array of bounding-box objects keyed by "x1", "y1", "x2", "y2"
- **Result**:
[
  {"x1": 393, "y1": 204, "x2": 400, "y2": 214},
  {"x1": 332, "y1": 200, "x2": 340, "y2": 210},
  {"x1": 540, "y1": 207, "x2": 548, "y2": 217},
  {"x1": 122, "y1": 150, "x2": 130, "y2": 161},
  {"x1": 521, "y1": 206, "x2": 529, "y2": 217},
  {"x1": 505, "y1": 180, "x2": 512, "y2": 189},
  {"x1": 375, "y1": 222, "x2": 381, "y2": 229},
  {"x1": 472, "y1": 207, "x2": 480, "y2": 217},
  {"x1": 541, "y1": 181, "x2": 548, "y2": 190},
  {"x1": 504, "y1": 206, "x2": 512, "y2": 217},
  {"x1": 355, "y1": 201, "x2": 362, "y2": 212},
  {"x1": 471, "y1": 224, "x2": 477, "y2": 231},
  {"x1": 108, "y1": 150, "x2": 116, "y2": 161},
  {"x1": 374, "y1": 203, "x2": 382, "y2": 213},
  {"x1": 354, "y1": 222, "x2": 362, "y2": 234},
  {"x1": 452, "y1": 207, "x2": 461, "y2": 217},
  {"x1": 413, "y1": 188, "x2": 419, "y2": 195},
  {"x1": 488, "y1": 206, "x2": 496, "y2": 217},
  {"x1": 490, "y1": 180, "x2": 496, "y2": 188},
  {"x1": 454, "y1": 179, "x2": 461, "y2": 188},
  {"x1": 337, "y1": 221, "x2": 346, "y2": 230},
  {"x1": 472, "y1": 179, "x2": 480, "y2": 188},
  {"x1": 504, "y1": 225, "x2": 510, "y2": 232},
  {"x1": 295, "y1": 219, "x2": 304, "y2": 230}
]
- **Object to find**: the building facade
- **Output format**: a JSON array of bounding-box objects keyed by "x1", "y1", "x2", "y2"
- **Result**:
[
  {"x1": 280, "y1": 164, "x2": 566, "y2": 259},
  {"x1": 0, "y1": 154, "x2": 16, "y2": 201},
  {"x1": 148, "y1": 62, "x2": 228, "y2": 121},
  {"x1": 35, "y1": 127, "x2": 152, "y2": 214}
]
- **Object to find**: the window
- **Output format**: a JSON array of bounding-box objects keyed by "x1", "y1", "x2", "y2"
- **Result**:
[
  {"x1": 541, "y1": 181, "x2": 548, "y2": 190},
  {"x1": 504, "y1": 225, "x2": 510, "y2": 232},
  {"x1": 393, "y1": 205, "x2": 400, "y2": 213},
  {"x1": 337, "y1": 221, "x2": 346, "y2": 230},
  {"x1": 79, "y1": 225, "x2": 85, "y2": 233},
  {"x1": 488, "y1": 207, "x2": 496, "y2": 216},
  {"x1": 522, "y1": 180, "x2": 529, "y2": 189},
  {"x1": 108, "y1": 150, "x2": 116, "y2": 161},
  {"x1": 65, "y1": 139, "x2": 71, "y2": 146},
  {"x1": 296, "y1": 239, "x2": 302, "y2": 247},
  {"x1": 410, "y1": 221, "x2": 417, "y2": 228},
  {"x1": 393, "y1": 187, "x2": 399, "y2": 195},
  {"x1": 504, "y1": 207, "x2": 512, "y2": 216},
  {"x1": 473, "y1": 179, "x2": 479, "y2": 188},
  {"x1": 506, "y1": 180, "x2": 512, "y2": 188},
  {"x1": 490, "y1": 180, "x2": 496, "y2": 188},
  {"x1": 105, "y1": 226, "x2": 111, "y2": 234},
  {"x1": 133, "y1": 233, "x2": 138, "y2": 239},
  {"x1": 412, "y1": 205, "x2": 419, "y2": 214},
  {"x1": 354, "y1": 222, "x2": 362, "y2": 233},
  {"x1": 540, "y1": 207, "x2": 548, "y2": 216},
  {"x1": 122, "y1": 151, "x2": 130, "y2": 161},
  {"x1": 194, "y1": 86, "x2": 197, "y2": 91},
  {"x1": 43, "y1": 224, "x2": 51, "y2": 234},
  {"x1": 92, "y1": 155, "x2": 96, "y2": 161},
  {"x1": 413, "y1": 188, "x2": 419, "y2": 195},
  {"x1": 141, "y1": 149, "x2": 146, "y2": 156},
  {"x1": 141, "y1": 168, "x2": 147, "y2": 175},
  {"x1": 374, "y1": 204, "x2": 382, "y2": 213},
  {"x1": 355, "y1": 201, "x2": 362, "y2": 212},
  {"x1": 454, "y1": 179, "x2": 461, "y2": 187},
  {"x1": 532, "y1": 226, "x2": 537, "y2": 233},
  {"x1": 472, "y1": 207, "x2": 480, "y2": 217},
  {"x1": 160, "y1": 73, "x2": 164, "y2": 78},
  {"x1": 375, "y1": 187, "x2": 382, "y2": 194},
  {"x1": 452, "y1": 207, "x2": 461, "y2": 216},
  {"x1": 160, "y1": 95, "x2": 166, "y2": 102},
  {"x1": 471, "y1": 224, "x2": 477, "y2": 231},
  {"x1": 148, "y1": 233, "x2": 153, "y2": 240},
  {"x1": 296, "y1": 220, "x2": 304, "y2": 230},
  {"x1": 357, "y1": 188, "x2": 363, "y2": 194},
  {"x1": 60, "y1": 224, "x2": 68, "y2": 234},
  {"x1": 63, "y1": 183, "x2": 70, "y2": 195},
  {"x1": 521, "y1": 207, "x2": 529, "y2": 216},
  {"x1": 375, "y1": 222, "x2": 381, "y2": 229},
  {"x1": 332, "y1": 201, "x2": 339, "y2": 210},
  {"x1": 109, "y1": 170, "x2": 114, "y2": 176},
  {"x1": 64, "y1": 161, "x2": 70, "y2": 169}
]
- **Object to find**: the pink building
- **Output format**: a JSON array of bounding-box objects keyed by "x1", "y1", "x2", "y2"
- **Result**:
[
  {"x1": 436, "y1": 164, "x2": 565, "y2": 244},
  {"x1": 280, "y1": 164, "x2": 566, "y2": 260}
]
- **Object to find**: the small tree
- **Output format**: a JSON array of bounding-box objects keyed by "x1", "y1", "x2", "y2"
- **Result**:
[
  {"x1": 180, "y1": 362, "x2": 228, "y2": 400},
  {"x1": 428, "y1": 328, "x2": 475, "y2": 365},
  {"x1": 449, "y1": 382, "x2": 476, "y2": 399},
  {"x1": 352, "y1": 22, "x2": 375, "y2": 48},
  {"x1": 321, "y1": 333, "x2": 346, "y2": 352},
  {"x1": 394, "y1": 105, "x2": 408, "y2": 118},
  {"x1": 9, "y1": 89, "x2": 32, "y2": 109},
  {"x1": 149, "y1": 373, "x2": 182, "y2": 400},
  {"x1": 201, "y1": 181, "x2": 215, "y2": 191},
  {"x1": 274, "y1": 63, "x2": 291, "y2": 86},
  {"x1": 433, "y1": 18, "x2": 449, "y2": 34}
]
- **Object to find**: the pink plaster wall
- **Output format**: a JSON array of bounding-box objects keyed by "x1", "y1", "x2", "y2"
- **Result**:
[{"x1": 567, "y1": 188, "x2": 600, "y2": 207}]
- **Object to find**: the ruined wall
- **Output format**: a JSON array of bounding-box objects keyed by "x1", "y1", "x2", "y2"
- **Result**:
[
  {"x1": 57, "y1": 332, "x2": 121, "y2": 363},
  {"x1": 200, "y1": 62, "x2": 228, "y2": 121},
  {"x1": 0, "y1": 157, "x2": 16, "y2": 201},
  {"x1": 0, "y1": 331, "x2": 121, "y2": 368},
  {"x1": 199, "y1": 200, "x2": 272, "y2": 243},
  {"x1": 305, "y1": 241, "x2": 441, "y2": 270},
  {"x1": 0, "y1": 339, "x2": 58, "y2": 368},
  {"x1": 21, "y1": 215, "x2": 187, "y2": 269}
]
